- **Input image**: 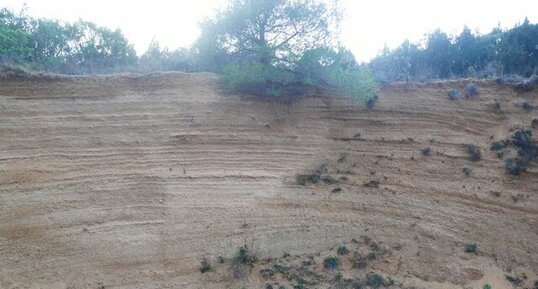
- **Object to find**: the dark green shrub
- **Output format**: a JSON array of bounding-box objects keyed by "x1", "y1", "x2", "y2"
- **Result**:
[
  {"x1": 505, "y1": 158, "x2": 528, "y2": 175},
  {"x1": 366, "y1": 274, "x2": 385, "y2": 288},
  {"x1": 466, "y1": 83, "x2": 479, "y2": 97},
  {"x1": 506, "y1": 275, "x2": 523, "y2": 286},
  {"x1": 296, "y1": 173, "x2": 321, "y2": 186},
  {"x1": 494, "y1": 99, "x2": 502, "y2": 110},
  {"x1": 522, "y1": 100, "x2": 534, "y2": 111},
  {"x1": 483, "y1": 284, "x2": 492, "y2": 289},
  {"x1": 448, "y1": 89, "x2": 461, "y2": 100},
  {"x1": 234, "y1": 245, "x2": 257, "y2": 265},
  {"x1": 337, "y1": 246, "x2": 349, "y2": 255},
  {"x1": 272, "y1": 263, "x2": 287, "y2": 273},
  {"x1": 421, "y1": 147, "x2": 432, "y2": 156},
  {"x1": 331, "y1": 187, "x2": 342, "y2": 193},
  {"x1": 260, "y1": 268, "x2": 274, "y2": 279},
  {"x1": 490, "y1": 140, "x2": 509, "y2": 151},
  {"x1": 462, "y1": 166, "x2": 473, "y2": 176},
  {"x1": 223, "y1": 61, "x2": 297, "y2": 99},
  {"x1": 200, "y1": 257, "x2": 211, "y2": 273},
  {"x1": 322, "y1": 175, "x2": 338, "y2": 184},
  {"x1": 334, "y1": 272, "x2": 343, "y2": 282},
  {"x1": 466, "y1": 144, "x2": 481, "y2": 161},
  {"x1": 366, "y1": 94, "x2": 379, "y2": 109},
  {"x1": 512, "y1": 129, "x2": 536, "y2": 161},
  {"x1": 323, "y1": 256, "x2": 339, "y2": 270},
  {"x1": 233, "y1": 245, "x2": 257, "y2": 279},
  {"x1": 363, "y1": 178, "x2": 380, "y2": 188},
  {"x1": 464, "y1": 243, "x2": 477, "y2": 254}
]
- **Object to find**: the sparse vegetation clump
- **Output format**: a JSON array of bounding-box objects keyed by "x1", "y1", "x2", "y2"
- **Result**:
[
  {"x1": 337, "y1": 246, "x2": 349, "y2": 255},
  {"x1": 522, "y1": 100, "x2": 535, "y2": 111},
  {"x1": 506, "y1": 275, "x2": 524, "y2": 287},
  {"x1": 464, "y1": 243, "x2": 478, "y2": 254},
  {"x1": 494, "y1": 99, "x2": 502, "y2": 110},
  {"x1": 495, "y1": 129, "x2": 537, "y2": 175},
  {"x1": 296, "y1": 173, "x2": 321, "y2": 185},
  {"x1": 366, "y1": 94, "x2": 379, "y2": 109},
  {"x1": 421, "y1": 147, "x2": 432, "y2": 156},
  {"x1": 323, "y1": 256, "x2": 339, "y2": 270},
  {"x1": 366, "y1": 274, "x2": 387, "y2": 288},
  {"x1": 466, "y1": 144, "x2": 482, "y2": 161},
  {"x1": 483, "y1": 284, "x2": 492, "y2": 289},
  {"x1": 466, "y1": 83, "x2": 479, "y2": 97},
  {"x1": 331, "y1": 187, "x2": 342, "y2": 193},
  {"x1": 296, "y1": 163, "x2": 343, "y2": 186},
  {"x1": 505, "y1": 158, "x2": 528, "y2": 175},
  {"x1": 200, "y1": 257, "x2": 211, "y2": 273},
  {"x1": 233, "y1": 245, "x2": 257, "y2": 279},
  {"x1": 322, "y1": 175, "x2": 338, "y2": 184},
  {"x1": 462, "y1": 166, "x2": 473, "y2": 176},
  {"x1": 512, "y1": 129, "x2": 536, "y2": 161},
  {"x1": 490, "y1": 140, "x2": 509, "y2": 151},
  {"x1": 448, "y1": 89, "x2": 461, "y2": 101},
  {"x1": 363, "y1": 178, "x2": 380, "y2": 188},
  {"x1": 337, "y1": 153, "x2": 348, "y2": 163},
  {"x1": 272, "y1": 263, "x2": 287, "y2": 273}
]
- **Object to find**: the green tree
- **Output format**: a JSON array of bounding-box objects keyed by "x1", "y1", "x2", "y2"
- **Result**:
[
  {"x1": 0, "y1": 8, "x2": 33, "y2": 62},
  {"x1": 197, "y1": 0, "x2": 376, "y2": 102},
  {"x1": 67, "y1": 21, "x2": 137, "y2": 74},
  {"x1": 424, "y1": 29, "x2": 454, "y2": 78},
  {"x1": 197, "y1": 0, "x2": 341, "y2": 68}
]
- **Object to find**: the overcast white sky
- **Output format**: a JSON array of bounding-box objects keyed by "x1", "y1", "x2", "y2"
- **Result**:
[{"x1": 2, "y1": 0, "x2": 537, "y2": 62}]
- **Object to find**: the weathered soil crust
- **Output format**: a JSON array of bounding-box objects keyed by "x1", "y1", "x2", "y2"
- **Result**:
[{"x1": 0, "y1": 73, "x2": 536, "y2": 289}]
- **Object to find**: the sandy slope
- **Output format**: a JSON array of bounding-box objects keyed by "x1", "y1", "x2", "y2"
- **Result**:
[{"x1": 0, "y1": 72, "x2": 536, "y2": 289}]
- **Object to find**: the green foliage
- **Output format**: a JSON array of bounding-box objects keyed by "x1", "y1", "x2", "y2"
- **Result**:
[
  {"x1": 505, "y1": 158, "x2": 528, "y2": 176},
  {"x1": 421, "y1": 147, "x2": 432, "y2": 156},
  {"x1": 337, "y1": 246, "x2": 349, "y2": 255},
  {"x1": 323, "y1": 256, "x2": 339, "y2": 270},
  {"x1": 466, "y1": 83, "x2": 479, "y2": 97},
  {"x1": 296, "y1": 47, "x2": 378, "y2": 102},
  {"x1": 296, "y1": 173, "x2": 321, "y2": 186},
  {"x1": 464, "y1": 243, "x2": 478, "y2": 254},
  {"x1": 522, "y1": 100, "x2": 535, "y2": 111},
  {"x1": 448, "y1": 89, "x2": 461, "y2": 101},
  {"x1": 366, "y1": 274, "x2": 386, "y2": 288},
  {"x1": 234, "y1": 245, "x2": 257, "y2": 265},
  {"x1": 197, "y1": 0, "x2": 376, "y2": 103},
  {"x1": 506, "y1": 275, "x2": 524, "y2": 287},
  {"x1": 0, "y1": 7, "x2": 136, "y2": 74},
  {"x1": 223, "y1": 60, "x2": 296, "y2": 98},
  {"x1": 200, "y1": 257, "x2": 211, "y2": 273},
  {"x1": 483, "y1": 283, "x2": 492, "y2": 289},
  {"x1": 466, "y1": 144, "x2": 482, "y2": 161},
  {"x1": 370, "y1": 19, "x2": 538, "y2": 81},
  {"x1": 272, "y1": 263, "x2": 287, "y2": 273},
  {"x1": 138, "y1": 39, "x2": 196, "y2": 73},
  {"x1": 462, "y1": 166, "x2": 473, "y2": 176},
  {"x1": 197, "y1": 0, "x2": 339, "y2": 66}
]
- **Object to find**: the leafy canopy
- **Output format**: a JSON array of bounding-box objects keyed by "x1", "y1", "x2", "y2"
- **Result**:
[
  {"x1": 199, "y1": 0, "x2": 340, "y2": 66},
  {"x1": 196, "y1": 0, "x2": 377, "y2": 103}
]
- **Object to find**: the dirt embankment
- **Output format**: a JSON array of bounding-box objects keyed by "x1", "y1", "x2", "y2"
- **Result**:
[{"x1": 0, "y1": 73, "x2": 536, "y2": 289}]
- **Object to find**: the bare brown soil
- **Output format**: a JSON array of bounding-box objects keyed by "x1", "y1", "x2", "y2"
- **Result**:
[{"x1": 0, "y1": 72, "x2": 536, "y2": 289}]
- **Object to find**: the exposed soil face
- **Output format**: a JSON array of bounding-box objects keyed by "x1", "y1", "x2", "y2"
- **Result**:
[{"x1": 0, "y1": 73, "x2": 536, "y2": 289}]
